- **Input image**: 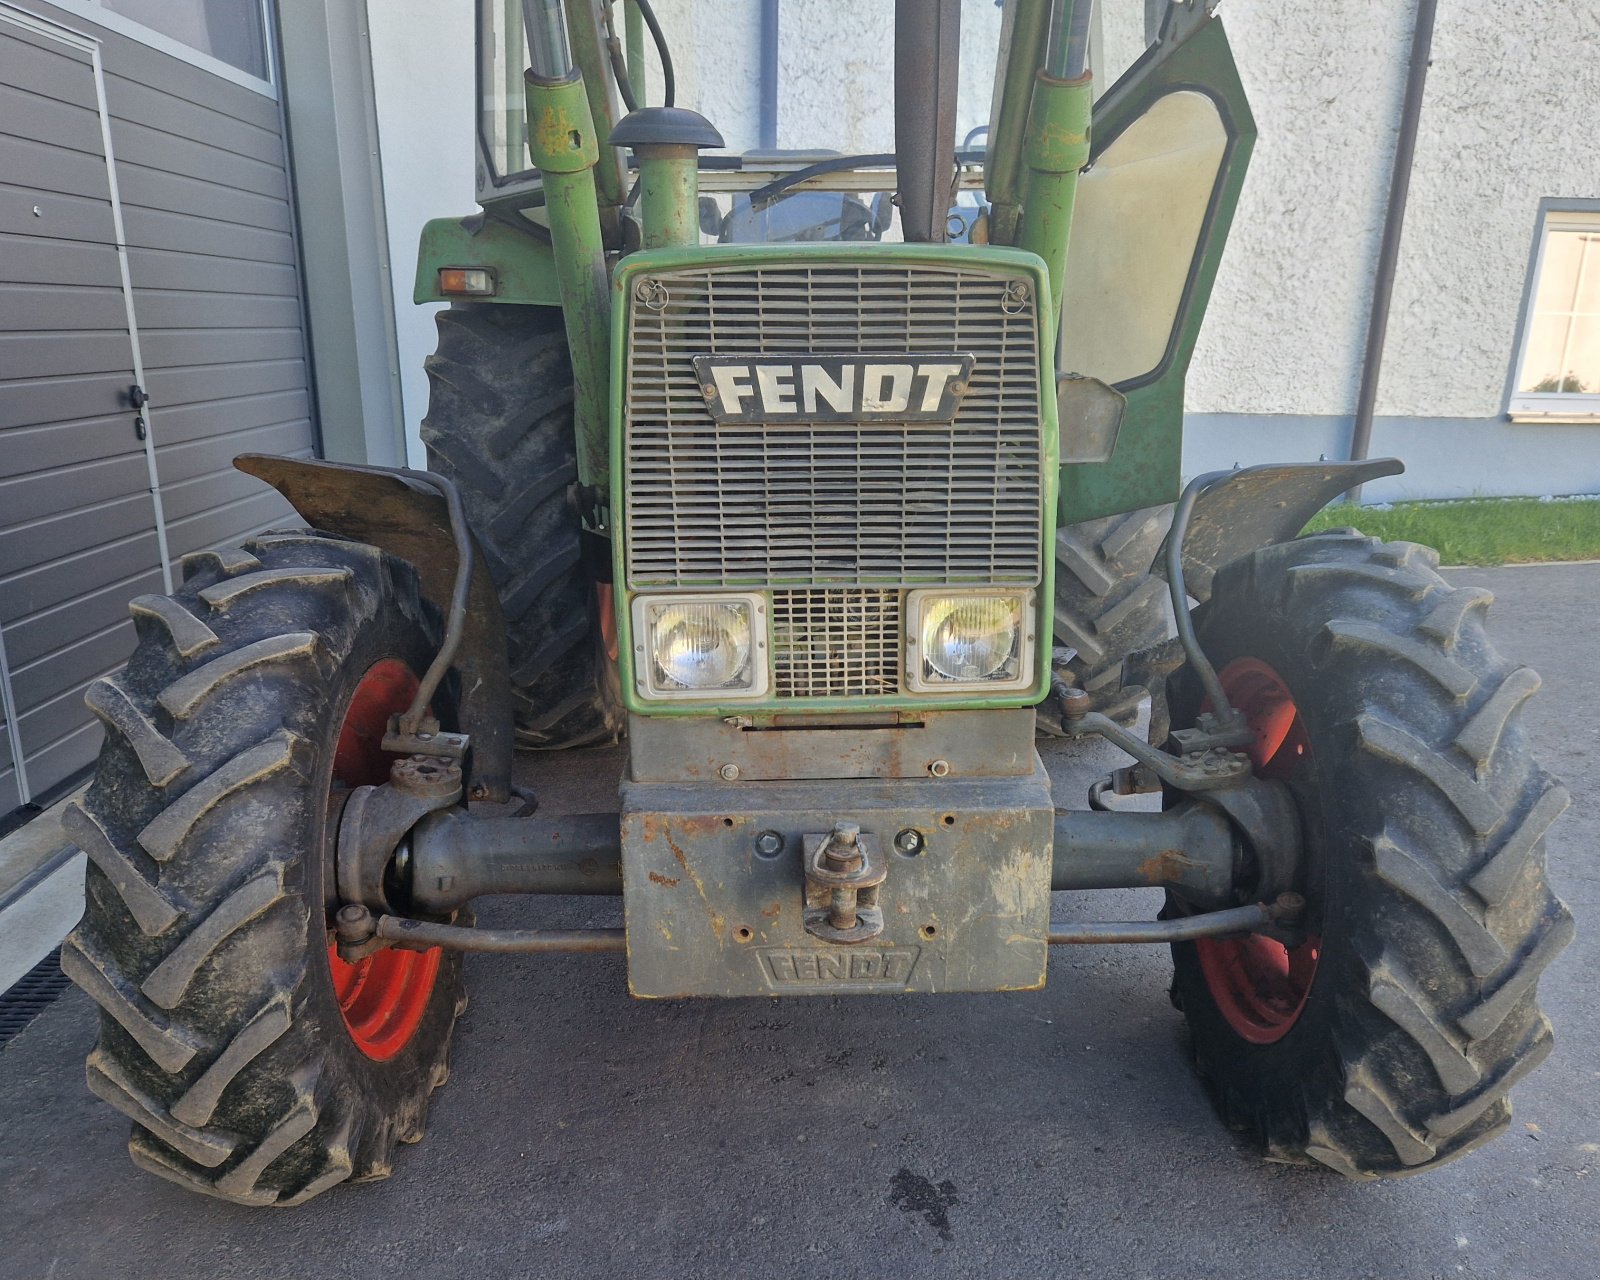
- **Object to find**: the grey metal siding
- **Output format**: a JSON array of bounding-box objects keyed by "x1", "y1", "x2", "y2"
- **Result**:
[{"x1": 1, "y1": 3, "x2": 314, "y2": 806}]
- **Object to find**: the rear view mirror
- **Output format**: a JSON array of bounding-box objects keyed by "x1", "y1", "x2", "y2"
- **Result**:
[{"x1": 1056, "y1": 373, "x2": 1126, "y2": 464}]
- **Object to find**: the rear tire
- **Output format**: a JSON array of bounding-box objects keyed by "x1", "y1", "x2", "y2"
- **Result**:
[
  {"x1": 63, "y1": 533, "x2": 466, "y2": 1205},
  {"x1": 1168, "y1": 532, "x2": 1572, "y2": 1178},
  {"x1": 421, "y1": 303, "x2": 621, "y2": 749},
  {"x1": 1039, "y1": 505, "x2": 1174, "y2": 734}
]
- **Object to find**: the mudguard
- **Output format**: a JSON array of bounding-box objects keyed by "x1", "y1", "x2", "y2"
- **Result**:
[
  {"x1": 235, "y1": 454, "x2": 515, "y2": 803},
  {"x1": 1165, "y1": 458, "x2": 1406, "y2": 603},
  {"x1": 413, "y1": 213, "x2": 561, "y2": 307}
]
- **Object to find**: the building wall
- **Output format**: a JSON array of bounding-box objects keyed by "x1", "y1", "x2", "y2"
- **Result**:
[
  {"x1": 1181, "y1": 0, "x2": 1600, "y2": 497},
  {"x1": 365, "y1": 0, "x2": 476, "y2": 467}
]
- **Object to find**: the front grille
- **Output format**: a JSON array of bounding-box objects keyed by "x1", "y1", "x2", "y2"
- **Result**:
[
  {"x1": 771, "y1": 588, "x2": 900, "y2": 698},
  {"x1": 623, "y1": 261, "x2": 1045, "y2": 589}
]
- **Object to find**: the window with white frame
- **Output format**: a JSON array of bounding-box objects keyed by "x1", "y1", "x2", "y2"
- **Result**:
[{"x1": 1509, "y1": 209, "x2": 1600, "y2": 421}]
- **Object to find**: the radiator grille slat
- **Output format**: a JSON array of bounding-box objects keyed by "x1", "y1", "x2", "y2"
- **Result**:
[
  {"x1": 623, "y1": 263, "x2": 1044, "y2": 589},
  {"x1": 772, "y1": 589, "x2": 900, "y2": 699}
]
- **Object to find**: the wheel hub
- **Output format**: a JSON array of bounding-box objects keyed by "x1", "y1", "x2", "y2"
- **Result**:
[
  {"x1": 327, "y1": 659, "x2": 443, "y2": 1061},
  {"x1": 1195, "y1": 657, "x2": 1320, "y2": 1045}
]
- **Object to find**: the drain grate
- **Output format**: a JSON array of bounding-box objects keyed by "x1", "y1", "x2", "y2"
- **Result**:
[{"x1": 0, "y1": 947, "x2": 70, "y2": 1050}]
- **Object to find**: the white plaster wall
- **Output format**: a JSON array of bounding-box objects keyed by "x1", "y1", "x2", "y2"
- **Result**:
[
  {"x1": 652, "y1": 0, "x2": 763, "y2": 153},
  {"x1": 1190, "y1": 0, "x2": 1600, "y2": 422},
  {"x1": 366, "y1": 0, "x2": 476, "y2": 467},
  {"x1": 657, "y1": 0, "x2": 1002, "y2": 154},
  {"x1": 1377, "y1": 0, "x2": 1600, "y2": 417},
  {"x1": 1185, "y1": 0, "x2": 1415, "y2": 416}
]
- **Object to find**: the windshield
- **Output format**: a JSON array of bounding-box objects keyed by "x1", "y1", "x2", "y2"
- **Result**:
[{"x1": 479, "y1": 0, "x2": 1166, "y2": 241}]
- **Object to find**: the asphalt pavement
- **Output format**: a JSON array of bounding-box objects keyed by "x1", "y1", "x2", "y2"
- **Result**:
[{"x1": 1, "y1": 562, "x2": 1595, "y2": 1279}]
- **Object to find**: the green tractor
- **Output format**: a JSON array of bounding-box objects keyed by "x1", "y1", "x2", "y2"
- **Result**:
[{"x1": 63, "y1": 0, "x2": 1570, "y2": 1204}]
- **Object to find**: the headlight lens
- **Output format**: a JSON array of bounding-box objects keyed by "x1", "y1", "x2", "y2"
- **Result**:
[
  {"x1": 633, "y1": 595, "x2": 767, "y2": 698},
  {"x1": 908, "y1": 590, "x2": 1032, "y2": 690}
]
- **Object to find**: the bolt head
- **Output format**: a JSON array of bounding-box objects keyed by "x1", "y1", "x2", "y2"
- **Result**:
[
  {"x1": 754, "y1": 830, "x2": 784, "y2": 856},
  {"x1": 718, "y1": 763, "x2": 741, "y2": 782},
  {"x1": 894, "y1": 828, "x2": 924, "y2": 855},
  {"x1": 832, "y1": 821, "x2": 861, "y2": 845},
  {"x1": 928, "y1": 759, "x2": 951, "y2": 778}
]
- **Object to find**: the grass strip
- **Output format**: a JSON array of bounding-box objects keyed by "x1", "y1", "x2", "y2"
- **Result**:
[{"x1": 1304, "y1": 497, "x2": 1600, "y2": 566}]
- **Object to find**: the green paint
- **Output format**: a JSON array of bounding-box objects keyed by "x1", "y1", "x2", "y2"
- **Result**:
[
  {"x1": 413, "y1": 215, "x2": 561, "y2": 306},
  {"x1": 1060, "y1": 18, "x2": 1257, "y2": 523},
  {"x1": 626, "y1": 0, "x2": 646, "y2": 105},
  {"x1": 637, "y1": 151, "x2": 700, "y2": 249},
  {"x1": 524, "y1": 71, "x2": 614, "y2": 514},
  {"x1": 606, "y1": 243, "x2": 1059, "y2": 718},
  {"x1": 985, "y1": 0, "x2": 1052, "y2": 245},
  {"x1": 1019, "y1": 70, "x2": 1092, "y2": 318},
  {"x1": 564, "y1": 2, "x2": 627, "y2": 233}
]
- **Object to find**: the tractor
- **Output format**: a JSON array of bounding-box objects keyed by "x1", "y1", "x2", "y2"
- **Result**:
[{"x1": 62, "y1": 0, "x2": 1571, "y2": 1205}]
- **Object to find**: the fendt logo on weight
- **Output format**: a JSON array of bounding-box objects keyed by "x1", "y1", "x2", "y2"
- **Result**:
[{"x1": 694, "y1": 354, "x2": 975, "y2": 425}]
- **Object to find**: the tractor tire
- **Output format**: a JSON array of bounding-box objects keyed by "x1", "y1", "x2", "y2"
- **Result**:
[
  {"x1": 1167, "y1": 532, "x2": 1572, "y2": 1178},
  {"x1": 1038, "y1": 504, "x2": 1175, "y2": 734},
  {"x1": 421, "y1": 303, "x2": 621, "y2": 749},
  {"x1": 62, "y1": 532, "x2": 467, "y2": 1206}
]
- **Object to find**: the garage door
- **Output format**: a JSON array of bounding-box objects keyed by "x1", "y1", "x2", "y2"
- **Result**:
[{"x1": 0, "y1": 0, "x2": 314, "y2": 812}]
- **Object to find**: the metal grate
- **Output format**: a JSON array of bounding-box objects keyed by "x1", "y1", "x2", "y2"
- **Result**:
[
  {"x1": 623, "y1": 262, "x2": 1045, "y2": 589},
  {"x1": 772, "y1": 588, "x2": 901, "y2": 698},
  {"x1": 0, "y1": 947, "x2": 70, "y2": 1050}
]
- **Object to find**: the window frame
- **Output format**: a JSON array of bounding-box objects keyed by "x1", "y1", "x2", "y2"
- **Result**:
[
  {"x1": 33, "y1": 0, "x2": 277, "y2": 96},
  {"x1": 1506, "y1": 199, "x2": 1600, "y2": 423}
]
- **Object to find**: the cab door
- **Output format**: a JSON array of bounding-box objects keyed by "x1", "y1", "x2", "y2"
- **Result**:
[{"x1": 1058, "y1": 6, "x2": 1256, "y2": 522}]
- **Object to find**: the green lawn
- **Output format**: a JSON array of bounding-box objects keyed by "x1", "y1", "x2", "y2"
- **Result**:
[{"x1": 1303, "y1": 497, "x2": 1600, "y2": 566}]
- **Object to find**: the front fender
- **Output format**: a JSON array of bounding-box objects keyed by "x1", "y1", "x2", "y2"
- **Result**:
[
  {"x1": 413, "y1": 213, "x2": 562, "y2": 307},
  {"x1": 235, "y1": 454, "x2": 514, "y2": 804},
  {"x1": 1167, "y1": 458, "x2": 1405, "y2": 603}
]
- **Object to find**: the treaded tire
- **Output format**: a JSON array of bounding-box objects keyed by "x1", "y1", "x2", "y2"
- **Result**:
[
  {"x1": 62, "y1": 533, "x2": 466, "y2": 1206},
  {"x1": 421, "y1": 303, "x2": 621, "y2": 749},
  {"x1": 1168, "y1": 532, "x2": 1573, "y2": 1178},
  {"x1": 1039, "y1": 505, "x2": 1174, "y2": 733}
]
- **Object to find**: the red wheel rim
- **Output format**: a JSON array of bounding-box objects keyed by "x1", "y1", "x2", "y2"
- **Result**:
[
  {"x1": 327, "y1": 659, "x2": 441, "y2": 1061},
  {"x1": 1194, "y1": 657, "x2": 1320, "y2": 1045}
]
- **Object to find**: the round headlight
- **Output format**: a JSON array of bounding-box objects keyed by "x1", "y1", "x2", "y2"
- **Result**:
[
  {"x1": 650, "y1": 602, "x2": 752, "y2": 690},
  {"x1": 922, "y1": 596, "x2": 1021, "y2": 682}
]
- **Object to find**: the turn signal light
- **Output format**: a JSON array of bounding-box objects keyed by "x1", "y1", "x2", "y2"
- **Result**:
[{"x1": 437, "y1": 267, "x2": 497, "y2": 297}]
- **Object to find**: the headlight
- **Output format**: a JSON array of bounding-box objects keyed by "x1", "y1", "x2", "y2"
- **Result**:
[
  {"x1": 906, "y1": 590, "x2": 1035, "y2": 692},
  {"x1": 631, "y1": 594, "x2": 768, "y2": 699}
]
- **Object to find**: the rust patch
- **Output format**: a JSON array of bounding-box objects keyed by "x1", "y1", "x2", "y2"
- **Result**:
[
  {"x1": 761, "y1": 902, "x2": 781, "y2": 919},
  {"x1": 1138, "y1": 848, "x2": 1200, "y2": 886},
  {"x1": 648, "y1": 871, "x2": 679, "y2": 888}
]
